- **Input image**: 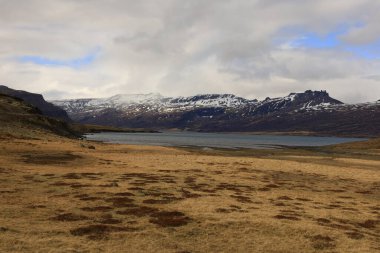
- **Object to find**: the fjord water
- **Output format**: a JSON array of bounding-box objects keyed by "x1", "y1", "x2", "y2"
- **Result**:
[{"x1": 85, "y1": 131, "x2": 364, "y2": 149}]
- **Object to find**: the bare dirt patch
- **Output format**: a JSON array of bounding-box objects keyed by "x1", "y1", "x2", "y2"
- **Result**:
[
  {"x1": 98, "y1": 214, "x2": 122, "y2": 225},
  {"x1": 277, "y1": 196, "x2": 293, "y2": 200},
  {"x1": 114, "y1": 192, "x2": 135, "y2": 197},
  {"x1": 0, "y1": 227, "x2": 9, "y2": 232},
  {"x1": 230, "y1": 195, "x2": 253, "y2": 203},
  {"x1": 70, "y1": 224, "x2": 138, "y2": 240},
  {"x1": 22, "y1": 152, "x2": 82, "y2": 165},
  {"x1": 52, "y1": 213, "x2": 89, "y2": 222},
  {"x1": 316, "y1": 218, "x2": 331, "y2": 224},
  {"x1": 70, "y1": 183, "x2": 92, "y2": 188},
  {"x1": 346, "y1": 231, "x2": 365, "y2": 240},
  {"x1": 81, "y1": 206, "x2": 113, "y2": 212},
  {"x1": 50, "y1": 181, "x2": 71, "y2": 186},
  {"x1": 0, "y1": 167, "x2": 14, "y2": 173},
  {"x1": 309, "y1": 235, "x2": 336, "y2": 250},
  {"x1": 149, "y1": 211, "x2": 191, "y2": 227},
  {"x1": 357, "y1": 219, "x2": 378, "y2": 229},
  {"x1": 105, "y1": 197, "x2": 135, "y2": 207},
  {"x1": 273, "y1": 215, "x2": 300, "y2": 221},
  {"x1": 181, "y1": 189, "x2": 202, "y2": 198},
  {"x1": 143, "y1": 199, "x2": 174, "y2": 204},
  {"x1": 27, "y1": 204, "x2": 47, "y2": 209},
  {"x1": 116, "y1": 206, "x2": 158, "y2": 217}
]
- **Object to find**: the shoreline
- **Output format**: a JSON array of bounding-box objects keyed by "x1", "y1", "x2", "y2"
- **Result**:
[
  {"x1": 83, "y1": 131, "x2": 367, "y2": 151},
  {"x1": 154, "y1": 128, "x2": 378, "y2": 138}
]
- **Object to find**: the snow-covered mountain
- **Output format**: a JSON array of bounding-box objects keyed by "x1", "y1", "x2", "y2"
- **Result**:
[
  {"x1": 53, "y1": 93, "x2": 164, "y2": 114},
  {"x1": 50, "y1": 90, "x2": 380, "y2": 137},
  {"x1": 52, "y1": 93, "x2": 256, "y2": 114}
]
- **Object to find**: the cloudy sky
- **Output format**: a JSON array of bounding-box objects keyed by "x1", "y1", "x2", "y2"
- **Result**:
[{"x1": 1, "y1": 0, "x2": 380, "y2": 103}]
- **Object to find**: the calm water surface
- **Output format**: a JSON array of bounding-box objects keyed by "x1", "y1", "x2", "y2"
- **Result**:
[{"x1": 84, "y1": 131, "x2": 365, "y2": 149}]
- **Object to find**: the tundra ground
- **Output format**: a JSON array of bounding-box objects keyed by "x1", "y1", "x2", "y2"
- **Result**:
[{"x1": 0, "y1": 137, "x2": 379, "y2": 253}]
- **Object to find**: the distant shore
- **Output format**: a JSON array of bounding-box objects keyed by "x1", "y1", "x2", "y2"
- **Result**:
[
  {"x1": 70, "y1": 123, "x2": 160, "y2": 134},
  {"x1": 139, "y1": 128, "x2": 377, "y2": 138}
]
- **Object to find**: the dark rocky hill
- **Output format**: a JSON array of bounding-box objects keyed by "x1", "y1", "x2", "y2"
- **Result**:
[
  {"x1": 0, "y1": 85, "x2": 71, "y2": 121},
  {"x1": 0, "y1": 94, "x2": 78, "y2": 139}
]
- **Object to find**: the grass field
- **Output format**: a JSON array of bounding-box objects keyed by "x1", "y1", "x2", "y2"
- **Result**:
[{"x1": 0, "y1": 136, "x2": 379, "y2": 252}]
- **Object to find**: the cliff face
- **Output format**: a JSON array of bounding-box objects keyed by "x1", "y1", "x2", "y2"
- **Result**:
[{"x1": 0, "y1": 85, "x2": 71, "y2": 121}]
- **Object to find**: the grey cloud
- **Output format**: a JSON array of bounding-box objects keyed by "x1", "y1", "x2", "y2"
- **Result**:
[{"x1": 364, "y1": 75, "x2": 380, "y2": 81}]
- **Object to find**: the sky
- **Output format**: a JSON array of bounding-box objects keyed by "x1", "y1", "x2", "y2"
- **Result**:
[{"x1": 1, "y1": 0, "x2": 380, "y2": 103}]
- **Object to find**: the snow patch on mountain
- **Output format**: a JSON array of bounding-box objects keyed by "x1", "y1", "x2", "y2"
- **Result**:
[
  {"x1": 51, "y1": 93, "x2": 254, "y2": 114},
  {"x1": 51, "y1": 90, "x2": 360, "y2": 121}
]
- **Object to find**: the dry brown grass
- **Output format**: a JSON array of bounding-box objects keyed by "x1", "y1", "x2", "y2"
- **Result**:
[{"x1": 0, "y1": 136, "x2": 379, "y2": 252}]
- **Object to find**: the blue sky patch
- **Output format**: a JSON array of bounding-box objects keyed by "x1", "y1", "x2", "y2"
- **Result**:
[
  {"x1": 344, "y1": 41, "x2": 380, "y2": 60},
  {"x1": 291, "y1": 31, "x2": 339, "y2": 49},
  {"x1": 288, "y1": 24, "x2": 353, "y2": 49},
  {"x1": 277, "y1": 23, "x2": 380, "y2": 60},
  {"x1": 18, "y1": 49, "x2": 100, "y2": 68}
]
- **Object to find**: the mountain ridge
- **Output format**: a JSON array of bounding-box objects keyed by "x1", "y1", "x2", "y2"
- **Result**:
[
  {"x1": 50, "y1": 90, "x2": 380, "y2": 137},
  {"x1": 51, "y1": 90, "x2": 339, "y2": 113}
]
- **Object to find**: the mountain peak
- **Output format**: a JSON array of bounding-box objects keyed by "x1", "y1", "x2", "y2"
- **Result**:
[
  {"x1": 282, "y1": 90, "x2": 342, "y2": 105},
  {"x1": 108, "y1": 93, "x2": 163, "y2": 103},
  {"x1": 287, "y1": 90, "x2": 330, "y2": 98}
]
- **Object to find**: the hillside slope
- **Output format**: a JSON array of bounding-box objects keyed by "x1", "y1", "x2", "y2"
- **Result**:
[
  {"x1": 0, "y1": 94, "x2": 78, "y2": 139},
  {"x1": 0, "y1": 85, "x2": 71, "y2": 121}
]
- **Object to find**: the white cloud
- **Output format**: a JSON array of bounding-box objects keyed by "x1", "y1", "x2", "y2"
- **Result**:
[{"x1": 0, "y1": 0, "x2": 379, "y2": 103}]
